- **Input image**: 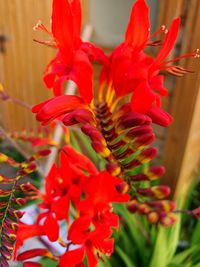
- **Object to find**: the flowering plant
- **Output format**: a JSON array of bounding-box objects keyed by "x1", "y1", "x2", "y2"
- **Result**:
[{"x1": 0, "y1": 0, "x2": 199, "y2": 267}]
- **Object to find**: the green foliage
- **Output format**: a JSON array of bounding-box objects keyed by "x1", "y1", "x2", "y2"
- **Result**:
[
  {"x1": 103, "y1": 179, "x2": 200, "y2": 267},
  {"x1": 0, "y1": 150, "x2": 50, "y2": 266}
]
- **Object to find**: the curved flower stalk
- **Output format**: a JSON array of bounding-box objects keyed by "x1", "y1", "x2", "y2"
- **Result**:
[{"x1": 0, "y1": 150, "x2": 50, "y2": 267}]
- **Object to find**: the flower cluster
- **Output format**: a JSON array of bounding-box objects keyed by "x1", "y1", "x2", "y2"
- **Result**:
[
  {"x1": 11, "y1": 0, "x2": 199, "y2": 266},
  {"x1": 15, "y1": 146, "x2": 129, "y2": 267}
]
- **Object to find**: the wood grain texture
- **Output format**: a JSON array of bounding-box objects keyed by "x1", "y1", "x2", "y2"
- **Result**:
[
  {"x1": 0, "y1": 0, "x2": 54, "y2": 131},
  {"x1": 162, "y1": 0, "x2": 200, "y2": 194}
]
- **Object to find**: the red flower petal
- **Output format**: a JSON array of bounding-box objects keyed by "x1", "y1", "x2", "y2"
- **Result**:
[
  {"x1": 151, "y1": 18, "x2": 180, "y2": 70},
  {"x1": 68, "y1": 216, "x2": 91, "y2": 244},
  {"x1": 125, "y1": 0, "x2": 150, "y2": 49},
  {"x1": 15, "y1": 223, "x2": 44, "y2": 254},
  {"x1": 43, "y1": 213, "x2": 59, "y2": 241},
  {"x1": 59, "y1": 247, "x2": 85, "y2": 267},
  {"x1": 146, "y1": 107, "x2": 173, "y2": 126},
  {"x1": 85, "y1": 246, "x2": 98, "y2": 267},
  {"x1": 52, "y1": 0, "x2": 81, "y2": 62},
  {"x1": 69, "y1": 50, "x2": 93, "y2": 103},
  {"x1": 62, "y1": 146, "x2": 98, "y2": 175},
  {"x1": 32, "y1": 95, "x2": 85, "y2": 125},
  {"x1": 17, "y1": 248, "x2": 50, "y2": 261},
  {"x1": 130, "y1": 82, "x2": 155, "y2": 113},
  {"x1": 52, "y1": 195, "x2": 70, "y2": 220}
]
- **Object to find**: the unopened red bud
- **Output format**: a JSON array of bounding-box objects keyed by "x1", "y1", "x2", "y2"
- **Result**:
[
  {"x1": 148, "y1": 166, "x2": 165, "y2": 180},
  {"x1": 8, "y1": 208, "x2": 25, "y2": 219},
  {"x1": 130, "y1": 173, "x2": 148, "y2": 181},
  {"x1": 92, "y1": 141, "x2": 111, "y2": 158},
  {"x1": 63, "y1": 108, "x2": 94, "y2": 126},
  {"x1": 160, "y1": 213, "x2": 177, "y2": 227},
  {"x1": 135, "y1": 133, "x2": 155, "y2": 147},
  {"x1": 81, "y1": 124, "x2": 104, "y2": 143},
  {"x1": 127, "y1": 125, "x2": 152, "y2": 139},
  {"x1": 106, "y1": 162, "x2": 121, "y2": 176},
  {"x1": 37, "y1": 149, "x2": 51, "y2": 157},
  {"x1": 138, "y1": 203, "x2": 151, "y2": 214},
  {"x1": 1, "y1": 246, "x2": 12, "y2": 260},
  {"x1": 0, "y1": 189, "x2": 11, "y2": 197},
  {"x1": 12, "y1": 197, "x2": 27, "y2": 206},
  {"x1": 116, "y1": 182, "x2": 129, "y2": 194},
  {"x1": 191, "y1": 207, "x2": 200, "y2": 219},
  {"x1": 148, "y1": 200, "x2": 176, "y2": 212},
  {"x1": 123, "y1": 159, "x2": 141, "y2": 169},
  {"x1": 139, "y1": 147, "x2": 158, "y2": 162},
  {"x1": 1, "y1": 256, "x2": 9, "y2": 267},
  {"x1": 127, "y1": 200, "x2": 139, "y2": 213},
  {"x1": 138, "y1": 186, "x2": 170, "y2": 199},
  {"x1": 147, "y1": 107, "x2": 172, "y2": 127},
  {"x1": 5, "y1": 218, "x2": 18, "y2": 231},
  {"x1": 118, "y1": 112, "x2": 147, "y2": 129},
  {"x1": 0, "y1": 175, "x2": 13, "y2": 184},
  {"x1": 147, "y1": 212, "x2": 160, "y2": 224}
]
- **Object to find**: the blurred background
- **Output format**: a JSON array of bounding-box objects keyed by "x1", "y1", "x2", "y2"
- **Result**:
[{"x1": 0, "y1": 0, "x2": 200, "y2": 197}]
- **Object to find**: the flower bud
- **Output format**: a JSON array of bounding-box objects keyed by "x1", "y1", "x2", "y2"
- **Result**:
[
  {"x1": 147, "y1": 166, "x2": 165, "y2": 180},
  {"x1": 116, "y1": 182, "x2": 129, "y2": 194},
  {"x1": 148, "y1": 200, "x2": 176, "y2": 212},
  {"x1": 160, "y1": 213, "x2": 177, "y2": 227},
  {"x1": 127, "y1": 200, "x2": 139, "y2": 213},
  {"x1": 147, "y1": 212, "x2": 160, "y2": 224},
  {"x1": 137, "y1": 186, "x2": 171, "y2": 199},
  {"x1": 118, "y1": 112, "x2": 148, "y2": 130},
  {"x1": 191, "y1": 207, "x2": 200, "y2": 219},
  {"x1": 106, "y1": 162, "x2": 121, "y2": 176}
]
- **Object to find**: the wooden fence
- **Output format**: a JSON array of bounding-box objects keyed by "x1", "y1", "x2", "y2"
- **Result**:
[{"x1": 0, "y1": 0, "x2": 200, "y2": 194}]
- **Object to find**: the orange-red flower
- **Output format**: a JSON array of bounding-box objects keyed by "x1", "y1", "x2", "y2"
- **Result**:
[{"x1": 41, "y1": 0, "x2": 107, "y2": 103}]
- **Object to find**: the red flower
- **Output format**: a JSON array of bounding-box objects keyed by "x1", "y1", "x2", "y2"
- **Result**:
[
  {"x1": 60, "y1": 216, "x2": 114, "y2": 267},
  {"x1": 108, "y1": 0, "x2": 184, "y2": 126},
  {"x1": 39, "y1": 0, "x2": 108, "y2": 103},
  {"x1": 32, "y1": 95, "x2": 88, "y2": 125}
]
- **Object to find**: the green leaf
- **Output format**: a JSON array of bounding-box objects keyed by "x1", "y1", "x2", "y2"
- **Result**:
[
  {"x1": 115, "y1": 246, "x2": 137, "y2": 267},
  {"x1": 149, "y1": 215, "x2": 181, "y2": 267}
]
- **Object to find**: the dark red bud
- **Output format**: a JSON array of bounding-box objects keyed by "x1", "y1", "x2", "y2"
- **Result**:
[
  {"x1": 127, "y1": 125, "x2": 152, "y2": 138},
  {"x1": 127, "y1": 200, "x2": 139, "y2": 213},
  {"x1": 106, "y1": 162, "x2": 121, "y2": 176},
  {"x1": 191, "y1": 207, "x2": 200, "y2": 219},
  {"x1": 118, "y1": 112, "x2": 147, "y2": 129},
  {"x1": 148, "y1": 166, "x2": 166, "y2": 180}
]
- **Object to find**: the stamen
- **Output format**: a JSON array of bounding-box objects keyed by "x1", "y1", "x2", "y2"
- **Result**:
[
  {"x1": 33, "y1": 20, "x2": 52, "y2": 35},
  {"x1": 163, "y1": 49, "x2": 200, "y2": 65},
  {"x1": 33, "y1": 39, "x2": 56, "y2": 48},
  {"x1": 147, "y1": 40, "x2": 162, "y2": 47},
  {"x1": 149, "y1": 25, "x2": 167, "y2": 39},
  {"x1": 165, "y1": 65, "x2": 194, "y2": 77}
]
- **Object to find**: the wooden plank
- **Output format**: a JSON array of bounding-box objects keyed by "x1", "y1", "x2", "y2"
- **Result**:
[
  {"x1": 162, "y1": 0, "x2": 200, "y2": 194},
  {"x1": 0, "y1": 0, "x2": 54, "y2": 131}
]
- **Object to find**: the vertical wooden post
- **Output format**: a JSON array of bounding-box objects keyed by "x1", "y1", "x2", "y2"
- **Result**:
[{"x1": 161, "y1": 0, "x2": 200, "y2": 194}]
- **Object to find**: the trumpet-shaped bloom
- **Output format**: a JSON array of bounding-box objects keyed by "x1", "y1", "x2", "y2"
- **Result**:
[{"x1": 42, "y1": 0, "x2": 108, "y2": 103}]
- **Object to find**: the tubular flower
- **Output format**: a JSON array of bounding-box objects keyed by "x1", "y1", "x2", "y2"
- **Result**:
[
  {"x1": 32, "y1": 0, "x2": 198, "y2": 228},
  {"x1": 15, "y1": 150, "x2": 129, "y2": 267},
  {"x1": 34, "y1": 0, "x2": 108, "y2": 102},
  {"x1": 23, "y1": 0, "x2": 199, "y2": 266},
  {"x1": 107, "y1": 0, "x2": 199, "y2": 126}
]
